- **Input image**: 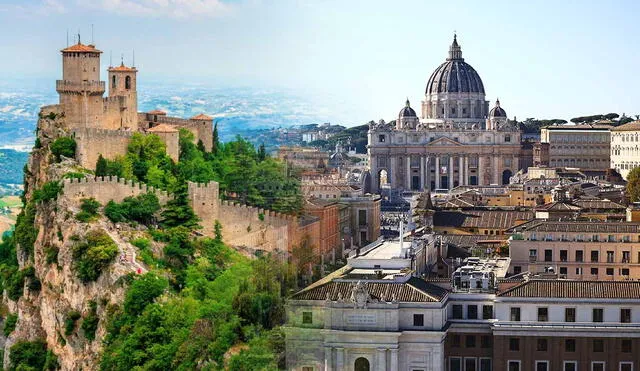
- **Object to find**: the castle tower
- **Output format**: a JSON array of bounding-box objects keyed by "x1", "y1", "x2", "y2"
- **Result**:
[
  {"x1": 107, "y1": 59, "x2": 138, "y2": 129},
  {"x1": 56, "y1": 39, "x2": 106, "y2": 128}
]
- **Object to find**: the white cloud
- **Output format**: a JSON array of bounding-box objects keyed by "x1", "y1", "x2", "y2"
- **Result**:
[
  {"x1": 84, "y1": 0, "x2": 234, "y2": 18},
  {"x1": 0, "y1": 0, "x2": 67, "y2": 15}
]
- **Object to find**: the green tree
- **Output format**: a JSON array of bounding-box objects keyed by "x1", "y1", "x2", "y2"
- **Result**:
[
  {"x1": 627, "y1": 167, "x2": 640, "y2": 202},
  {"x1": 95, "y1": 154, "x2": 108, "y2": 177},
  {"x1": 257, "y1": 143, "x2": 266, "y2": 162},
  {"x1": 161, "y1": 184, "x2": 199, "y2": 229},
  {"x1": 212, "y1": 122, "x2": 219, "y2": 154},
  {"x1": 50, "y1": 137, "x2": 76, "y2": 161}
]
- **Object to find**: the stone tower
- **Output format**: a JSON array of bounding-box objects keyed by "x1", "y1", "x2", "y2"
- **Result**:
[
  {"x1": 107, "y1": 60, "x2": 138, "y2": 129},
  {"x1": 56, "y1": 39, "x2": 105, "y2": 129}
]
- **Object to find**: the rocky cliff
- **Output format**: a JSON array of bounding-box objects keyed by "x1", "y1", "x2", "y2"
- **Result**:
[{"x1": 2, "y1": 105, "x2": 146, "y2": 370}]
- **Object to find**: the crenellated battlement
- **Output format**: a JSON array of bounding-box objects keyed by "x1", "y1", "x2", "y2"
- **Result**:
[
  {"x1": 72, "y1": 128, "x2": 137, "y2": 138},
  {"x1": 62, "y1": 176, "x2": 171, "y2": 204}
]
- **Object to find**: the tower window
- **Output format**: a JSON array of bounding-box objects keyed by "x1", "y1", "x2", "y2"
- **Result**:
[
  {"x1": 112, "y1": 75, "x2": 116, "y2": 89},
  {"x1": 125, "y1": 76, "x2": 131, "y2": 90}
]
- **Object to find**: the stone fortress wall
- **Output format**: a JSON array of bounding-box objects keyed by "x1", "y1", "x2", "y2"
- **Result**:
[
  {"x1": 72, "y1": 128, "x2": 135, "y2": 169},
  {"x1": 62, "y1": 178, "x2": 294, "y2": 256}
]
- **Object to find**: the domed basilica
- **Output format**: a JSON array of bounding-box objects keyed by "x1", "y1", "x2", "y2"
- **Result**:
[{"x1": 368, "y1": 35, "x2": 524, "y2": 192}]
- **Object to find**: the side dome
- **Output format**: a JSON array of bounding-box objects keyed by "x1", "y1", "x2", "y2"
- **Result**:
[
  {"x1": 489, "y1": 98, "x2": 507, "y2": 118},
  {"x1": 425, "y1": 35, "x2": 485, "y2": 95},
  {"x1": 399, "y1": 99, "x2": 417, "y2": 117}
]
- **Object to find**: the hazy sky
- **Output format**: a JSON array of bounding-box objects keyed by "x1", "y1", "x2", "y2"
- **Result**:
[{"x1": 1, "y1": 0, "x2": 639, "y2": 125}]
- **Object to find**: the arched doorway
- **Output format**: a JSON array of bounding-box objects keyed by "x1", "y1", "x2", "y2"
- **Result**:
[
  {"x1": 378, "y1": 169, "x2": 389, "y2": 190},
  {"x1": 354, "y1": 357, "x2": 370, "y2": 371},
  {"x1": 502, "y1": 169, "x2": 513, "y2": 185}
]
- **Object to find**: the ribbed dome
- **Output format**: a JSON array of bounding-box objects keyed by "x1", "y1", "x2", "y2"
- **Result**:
[
  {"x1": 399, "y1": 99, "x2": 417, "y2": 117},
  {"x1": 425, "y1": 35, "x2": 485, "y2": 95},
  {"x1": 489, "y1": 99, "x2": 507, "y2": 118}
]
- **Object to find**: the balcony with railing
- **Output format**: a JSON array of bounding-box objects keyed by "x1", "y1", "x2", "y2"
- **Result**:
[{"x1": 56, "y1": 80, "x2": 105, "y2": 94}]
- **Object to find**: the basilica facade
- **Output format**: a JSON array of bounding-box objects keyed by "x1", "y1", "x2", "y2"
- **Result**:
[{"x1": 368, "y1": 36, "x2": 523, "y2": 193}]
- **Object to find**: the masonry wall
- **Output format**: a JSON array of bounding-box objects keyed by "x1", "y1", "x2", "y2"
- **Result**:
[
  {"x1": 62, "y1": 177, "x2": 171, "y2": 204},
  {"x1": 73, "y1": 128, "x2": 134, "y2": 169}
]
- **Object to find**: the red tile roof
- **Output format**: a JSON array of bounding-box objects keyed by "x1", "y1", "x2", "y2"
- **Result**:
[
  {"x1": 612, "y1": 120, "x2": 640, "y2": 131},
  {"x1": 61, "y1": 42, "x2": 102, "y2": 53},
  {"x1": 498, "y1": 280, "x2": 640, "y2": 299},
  {"x1": 108, "y1": 63, "x2": 137, "y2": 72},
  {"x1": 433, "y1": 210, "x2": 533, "y2": 230},
  {"x1": 191, "y1": 113, "x2": 212, "y2": 120},
  {"x1": 147, "y1": 109, "x2": 167, "y2": 115}
]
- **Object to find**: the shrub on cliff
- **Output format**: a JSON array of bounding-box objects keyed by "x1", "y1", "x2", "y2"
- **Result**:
[
  {"x1": 104, "y1": 193, "x2": 160, "y2": 226},
  {"x1": 33, "y1": 181, "x2": 62, "y2": 203},
  {"x1": 8, "y1": 339, "x2": 58, "y2": 371},
  {"x1": 76, "y1": 198, "x2": 101, "y2": 222},
  {"x1": 72, "y1": 230, "x2": 118, "y2": 283},
  {"x1": 81, "y1": 301, "x2": 99, "y2": 341},
  {"x1": 3, "y1": 313, "x2": 17, "y2": 336},
  {"x1": 50, "y1": 136, "x2": 76, "y2": 162}
]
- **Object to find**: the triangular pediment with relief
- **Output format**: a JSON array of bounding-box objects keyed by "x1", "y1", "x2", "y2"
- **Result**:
[{"x1": 426, "y1": 137, "x2": 463, "y2": 147}]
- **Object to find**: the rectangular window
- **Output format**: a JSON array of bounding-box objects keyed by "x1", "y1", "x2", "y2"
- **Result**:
[
  {"x1": 508, "y1": 361, "x2": 521, "y2": 371},
  {"x1": 591, "y1": 250, "x2": 599, "y2": 262},
  {"x1": 505, "y1": 134, "x2": 511, "y2": 143},
  {"x1": 623, "y1": 251, "x2": 630, "y2": 262},
  {"x1": 565, "y1": 308, "x2": 576, "y2": 322},
  {"x1": 538, "y1": 307, "x2": 549, "y2": 322},
  {"x1": 464, "y1": 358, "x2": 477, "y2": 371},
  {"x1": 544, "y1": 249, "x2": 553, "y2": 262},
  {"x1": 592, "y1": 362, "x2": 605, "y2": 371},
  {"x1": 591, "y1": 267, "x2": 599, "y2": 275},
  {"x1": 358, "y1": 210, "x2": 367, "y2": 226},
  {"x1": 621, "y1": 308, "x2": 631, "y2": 323},
  {"x1": 593, "y1": 339, "x2": 604, "y2": 352},
  {"x1": 468, "y1": 305, "x2": 478, "y2": 320},
  {"x1": 453, "y1": 305, "x2": 463, "y2": 319},
  {"x1": 378, "y1": 134, "x2": 386, "y2": 143},
  {"x1": 509, "y1": 337, "x2": 520, "y2": 351},
  {"x1": 452, "y1": 335, "x2": 461, "y2": 347},
  {"x1": 302, "y1": 311, "x2": 312, "y2": 324},
  {"x1": 466, "y1": 335, "x2": 476, "y2": 348},
  {"x1": 481, "y1": 335, "x2": 492, "y2": 348},
  {"x1": 564, "y1": 361, "x2": 577, "y2": 371},
  {"x1": 482, "y1": 305, "x2": 493, "y2": 319},
  {"x1": 607, "y1": 251, "x2": 615, "y2": 263},
  {"x1": 606, "y1": 267, "x2": 614, "y2": 276},
  {"x1": 413, "y1": 314, "x2": 424, "y2": 327},
  {"x1": 565, "y1": 339, "x2": 576, "y2": 352},
  {"x1": 510, "y1": 307, "x2": 521, "y2": 321},
  {"x1": 480, "y1": 359, "x2": 491, "y2": 371},
  {"x1": 537, "y1": 338, "x2": 548, "y2": 351},
  {"x1": 560, "y1": 250, "x2": 568, "y2": 261},
  {"x1": 621, "y1": 339, "x2": 632, "y2": 353},
  {"x1": 575, "y1": 250, "x2": 584, "y2": 262},
  {"x1": 560, "y1": 267, "x2": 568, "y2": 275},
  {"x1": 622, "y1": 268, "x2": 630, "y2": 276},
  {"x1": 450, "y1": 358, "x2": 462, "y2": 371},
  {"x1": 593, "y1": 308, "x2": 604, "y2": 322},
  {"x1": 536, "y1": 361, "x2": 549, "y2": 371},
  {"x1": 620, "y1": 362, "x2": 633, "y2": 371}
]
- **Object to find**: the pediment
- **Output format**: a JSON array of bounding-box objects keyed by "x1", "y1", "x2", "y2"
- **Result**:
[{"x1": 426, "y1": 137, "x2": 463, "y2": 147}]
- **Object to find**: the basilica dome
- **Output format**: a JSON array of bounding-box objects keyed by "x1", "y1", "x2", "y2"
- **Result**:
[
  {"x1": 425, "y1": 35, "x2": 485, "y2": 95},
  {"x1": 489, "y1": 99, "x2": 507, "y2": 118}
]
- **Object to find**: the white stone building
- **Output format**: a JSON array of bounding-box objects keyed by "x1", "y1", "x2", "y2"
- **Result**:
[{"x1": 611, "y1": 120, "x2": 640, "y2": 179}]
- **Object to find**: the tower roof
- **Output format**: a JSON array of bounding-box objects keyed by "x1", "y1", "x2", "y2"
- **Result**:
[
  {"x1": 61, "y1": 42, "x2": 102, "y2": 54},
  {"x1": 489, "y1": 98, "x2": 507, "y2": 118},
  {"x1": 108, "y1": 62, "x2": 137, "y2": 72},
  {"x1": 399, "y1": 99, "x2": 417, "y2": 118},
  {"x1": 148, "y1": 109, "x2": 167, "y2": 115},
  {"x1": 190, "y1": 113, "x2": 213, "y2": 120}
]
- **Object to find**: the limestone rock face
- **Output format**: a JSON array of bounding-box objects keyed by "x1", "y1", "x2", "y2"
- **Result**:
[{"x1": 2, "y1": 106, "x2": 139, "y2": 370}]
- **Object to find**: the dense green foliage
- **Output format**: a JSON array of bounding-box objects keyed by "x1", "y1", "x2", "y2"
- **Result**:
[
  {"x1": 4, "y1": 313, "x2": 18, "y2": 336},
  {"x1": 50, "y1": 137, "x2": 76, "y2": 162},
  {"x1": 104, "y1": 193, "x2": 161, "y2": 226},
  {"x1": 81, "y1": 301, "x2": 99, "y2": 341},
  {"x1": 100, "y1": 234, "x2": 296, "y2": 370},
  {"x1": 64, "y1": 310, "x2": 81, "y2": 336},
  {"x1": 71, "y1": 230, "x2": 118, "y2": 282},
  {"x1": 44, "y1": 245, "x2": 59, "y2": 265},
  {"x1": 33, "y1": 181, "x2": 62, "y2": 203},
  {"x1": 76, "y1": 198, "x2": 101, "y2": 222},
  {"x1": 627, "y1": 167, "x2": 640, "y2": 202},
  {"x1": 8, "y1": 339, "x2": 58, "y2": 371}
]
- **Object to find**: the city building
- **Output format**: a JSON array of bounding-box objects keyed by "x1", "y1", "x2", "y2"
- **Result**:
[
  {"x1": 611, "y1": 120, "x2": 640, "y2": 179},
  {"x1": 508, "y1": 220, "x2": 640, "y2": 279},
  {"x1": 368, "y1": 35, "x2": 523, "y2": 193},
  {"x1": 539, "y1": 123, "x2": 612, "y2": 170}
]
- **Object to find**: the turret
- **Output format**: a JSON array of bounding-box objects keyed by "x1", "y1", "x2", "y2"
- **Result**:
[{"x1": 107, "y1": 58, "x2": 138, "y2": 129}]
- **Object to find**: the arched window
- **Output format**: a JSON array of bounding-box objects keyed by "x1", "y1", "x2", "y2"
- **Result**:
[
  {"x1": 354, "y1": 357, "x2": 370, "y2": 371},
  {"x1": 112, "y1": 75, "x2": 116, "y2": 89},
  {"x1": 125, "y1": 76, "x2": 131, "y2": 90}
]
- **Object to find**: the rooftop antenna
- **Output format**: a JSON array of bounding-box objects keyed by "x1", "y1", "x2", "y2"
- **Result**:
[
  {"x1": 132, "y1": 49, "x2": 135, "y2": 67},
  {"x1": 91, "y1": 24, "x2": 94, "y2": 45},
  {"x1": 77, "y1": 29, "x2": 80, "y2": 44},
  {"x1": 121, "y1": 53, "x2": 124, "y2": 66}
]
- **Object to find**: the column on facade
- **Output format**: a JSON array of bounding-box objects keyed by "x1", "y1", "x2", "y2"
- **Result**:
[
  {"x1": 336, "y1": 347, "x2": 344, "y2": 371},
  {"x1": 513, "y1": 155, "x2": 520, "y2": 173},
  {"x1": 425, "y1": 156, "x2": 431, "y2": 190},
  {"x1": 389, "y1": 348, "x2": 398, "y2": 370},
  {"x1": 477, "y1": 155, "x2": 484, "y2": 186},
  {"x1": 406, "y1": 156, "x2": 411, "y2": 190},
  {"x1": 493, "y1": 155, "x2": 500, "y2": 184},
  {"x1": 376, "y1": 348, "x2": 386, "y2": 371},
  {"x1": 324, "y1": 346, "x2": 333, "y2": 371},
  {"x1": 420, "y1": 155, "x2": 425, "y2": 191},
  {"x1": 390, "y1": 156, "x2": 397, "y2": 189},
  {"x1": 448, "y1": 156, "x2": 454, "y2": 189},
  {"x1": 464, "y1": 156, "x2": 469, "y2": 185},
  {"x1": 458, "y1": 156, "x2": 464, "y2": 186},
  {"x1": 435, "y1": 156, "x2": 441, "y2": 189}
]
